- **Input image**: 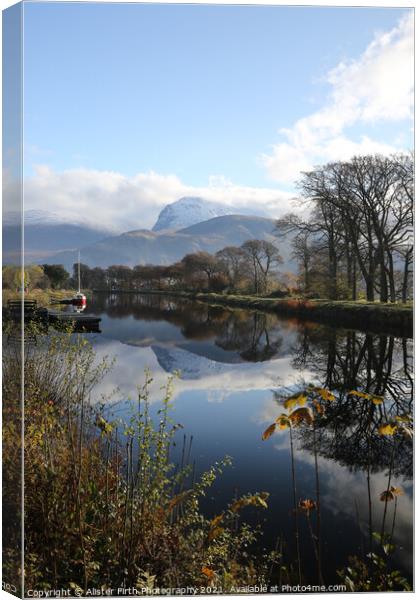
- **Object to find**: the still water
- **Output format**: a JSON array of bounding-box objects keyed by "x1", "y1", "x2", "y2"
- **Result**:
[{"x1": 85, "y1": 293, "x2": 413, "y2": 584}]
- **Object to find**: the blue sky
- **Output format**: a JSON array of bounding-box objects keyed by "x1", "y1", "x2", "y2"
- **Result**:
[{"x1": 17, "y1": 2, "x2": 414, "y2": 230}]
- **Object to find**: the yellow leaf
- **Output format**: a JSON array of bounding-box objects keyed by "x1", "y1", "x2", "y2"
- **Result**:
[
  {"x1": 231, "y1": 493, "x2": 269, "y2": 513},
  {"x1": 348, "y1": 390, "x2": 370, "y2": 399},
  {"x1": 284, "y1": 397, "x2": 297, "y2": 410},
  {"x1": 313, "y1": 400, "x2": 325, "y2": 415},
  {"x1": 380, "y1": 486, "x2": 404, "y2": 502},
  {"x1": 371, "y1": 395, "x2": 384, "y2": 405},
  {"x1": 275, "y1": 414, "x2": 291, "y2": 429},
  {"x1": 202, "y1": 567, "x2": 215, "y2": 579},
  {"x1": 95, "y1": 415, "x2": 114, "y2": 435},
  {"x1": 231, "y1": 499, "x2": 247, "y2": 513},
  {"x1": 284, "y1": 392, "x2": 307, "y2": 410},
  {"x1": 378, "y1": 423, "x2": 397, "y2": 436},
  {"x1": 168, "y1": 490, "x2": 193, "y2": 511},
  {"x1": 395, "y1": 414, "x2": 411, "y2": 423},
  {"x1": 313, "y1": 387, "x2": 335, "y2": 402},
  {"x1": 289, "y1": 407, "x2": 314, "y2": 426},
  {"x1": 252, "y1": 494, "x2": 269, "y2": 509},
  {"x1": 262, "y1": 423, "x2": 276, "y2": 440},
  {"x1": 299, "y1": 498, "x2": 316, "y2": 512},
  {"x1": 210, "y1": 514, "x2": 224, "y2": 529},
  {"x1": 208, "y1": 526, "x2": 224, "y2": 541},
  {"x1": 380, "y1": 490, "x2": 395, "y2": 502}
]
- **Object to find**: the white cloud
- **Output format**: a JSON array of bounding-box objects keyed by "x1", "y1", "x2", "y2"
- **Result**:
[
  {"x1": 261, "y1": 12, "x2": 414, "y2": 184},
  {"x1": 21, "y1": 165, "x2": 296, "y2": 232},
  {"x1": 91, "y1": 340, "x2": 311, "y2": 405}
]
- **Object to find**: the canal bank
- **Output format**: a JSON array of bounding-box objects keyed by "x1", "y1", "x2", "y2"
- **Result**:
[{"x1": 93, "y1": 289, "x2": 413, "y2": 337}]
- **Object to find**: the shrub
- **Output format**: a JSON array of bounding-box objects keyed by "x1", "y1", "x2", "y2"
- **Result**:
[{"x1": 3, "y1": 326, "x2": 276, "y2": 593}]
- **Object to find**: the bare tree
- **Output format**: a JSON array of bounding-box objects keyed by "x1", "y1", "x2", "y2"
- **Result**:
[
  {"x1": 216, "y1": 246, "x2": 246, "y2": 289},
  {"x1": 181, "y1": 252, "x2": 221, "y2": 289},
  {"x1": 283, "y1": 153, "x2": 413, "y2": 302},
  {"x1": 290, "y1": 230, "x2": 312, "y2": 294},
  {"x1": 241, "y1": 240, "x2": 283, "y2": 294}
]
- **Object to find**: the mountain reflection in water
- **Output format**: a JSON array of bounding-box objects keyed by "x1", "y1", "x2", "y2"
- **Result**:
[{"x1": 87, "y1": 293, "x2": 413, "y2": 584}]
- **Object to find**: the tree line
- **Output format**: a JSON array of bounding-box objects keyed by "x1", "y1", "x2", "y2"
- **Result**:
[
  {"x1": 3, "y1": 263, "x2": 70, "y2": 292},
  {"x1": 75, "y1": 239, "x2": 284, "y2": 294},
  {"x1": 277, "y1": 153, "x2": 413, "y2": 302},
  {"x1": 2, "y1": 239, "x2": 285, "y2": 295}
]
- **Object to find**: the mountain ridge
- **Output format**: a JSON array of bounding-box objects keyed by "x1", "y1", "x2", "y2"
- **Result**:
[
  {"x1": 3, "y1": 216, "x2": 116, "y2": 264},
  {"x1": 39, "y1": 214, "x2": 293, "y2": 271}
]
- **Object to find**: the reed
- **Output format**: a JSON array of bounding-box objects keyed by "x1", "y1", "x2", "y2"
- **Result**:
[{"x1": 3, "y1": 323, "x2": 275, "y2": 593}]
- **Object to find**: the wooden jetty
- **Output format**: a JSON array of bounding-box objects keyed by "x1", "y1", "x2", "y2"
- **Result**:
[{"x1": 4, "y1": 301, "x2": 101, "y2": 333}]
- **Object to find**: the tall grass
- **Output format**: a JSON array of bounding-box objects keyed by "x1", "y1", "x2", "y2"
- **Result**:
[
  {"x1": 263, "y1": 386, "x2": 412, "y2": 592},
  {"x1": 3, "y1": 323, "x2": 277, "y2": 594}
]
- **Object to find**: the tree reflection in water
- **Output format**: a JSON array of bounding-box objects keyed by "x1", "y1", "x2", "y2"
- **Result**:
[
  {"x1": 267, "y1": 325, "x2": 412, "y2": 589},
  {"x1": 287, "y1": 327, "x2": 412, "y2": 478},
  {"x1": 91, "y1": 292, "x2": 286, "y2": 362},
  {"x1": 88, "y1": 293, "x2": 413, "y2": 588},
  {"x1": 91, "y1": 293, "x2": 413, "y2": 490}
]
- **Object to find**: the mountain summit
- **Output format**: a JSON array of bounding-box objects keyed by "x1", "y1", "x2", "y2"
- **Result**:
[
  {"x1": 152, "y1": 197, "x2": 234, "y2": 232},
  {"x1": 44, "y1": 214, "x2": 295, "y2": 272}
]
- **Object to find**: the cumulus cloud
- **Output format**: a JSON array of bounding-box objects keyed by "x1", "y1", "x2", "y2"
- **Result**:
[
  {"x1": 261, "y1": 12, "x2": 414, "y2": 184},
  {"x1": 20, "y1": 165, "x2": 296, "y2": 232}
]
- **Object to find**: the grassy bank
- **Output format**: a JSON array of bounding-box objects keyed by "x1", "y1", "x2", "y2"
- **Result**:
[
  {"x1": 194, "y1": 293, "x2": 413, "y2": 335},
  {"x1": 2, "y1": 288, "x2": 92, "y2": 308},
  {"x1": 97, "y1": 289, "x2": 413, "y2": 337},
  {"x1": 3, "y1": 327, "x2": 276, "y2": 594}
]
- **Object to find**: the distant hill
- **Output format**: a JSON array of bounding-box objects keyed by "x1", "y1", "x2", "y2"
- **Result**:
[
  {"x1": 42, "y1": 214, "x2": 295, "y2": 271},
  {"x1": 3, "y1": 210, "x2": 115, "y2": 264},
  {"x1": 178, "y1": 214, "x2": 277, "y2": 239}
]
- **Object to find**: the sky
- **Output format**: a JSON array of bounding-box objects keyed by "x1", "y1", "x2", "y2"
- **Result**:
[{"x1": 14, "y1": 2, "x2": 415, "y2": 231}]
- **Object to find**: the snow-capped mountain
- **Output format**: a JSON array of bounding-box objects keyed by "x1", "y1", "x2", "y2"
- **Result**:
[
  {"x1": 152, "y1": 345, "x2": 294, "y2": 388},
  {"x1": 43, "y1": 214, "x2": 295, "y2": 270},
  {"x1": 153, "y1": 346, "x2": 233, "y2": 380},
  {"x1": 152, "y1": 197, "x2": 236, "y2": 231}
]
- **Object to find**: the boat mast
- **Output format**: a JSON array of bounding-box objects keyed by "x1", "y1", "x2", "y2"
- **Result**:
[{"x1": 78, "y1": 250, "x2": 81, "y2": 293}]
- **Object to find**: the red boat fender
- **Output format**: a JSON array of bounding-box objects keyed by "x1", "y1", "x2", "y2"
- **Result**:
[{"x1": 72, "y1": 294, "x2": 87, "y2": 308}]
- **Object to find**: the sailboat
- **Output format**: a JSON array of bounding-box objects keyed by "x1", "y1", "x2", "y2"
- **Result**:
[{"x1": 71, "y1": 250, "x2": 87, "y2": 311}]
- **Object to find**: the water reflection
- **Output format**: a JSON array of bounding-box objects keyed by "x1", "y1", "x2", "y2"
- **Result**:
[
  {"x1": 90, "y1": 293, "x2": 290, "y2": 362},
  {"x1": 287, "y1": 328, "x2": 412, "y2": 478},
  {"x1": 87, "y1": 293, "x2": 412, "y2": 583}
]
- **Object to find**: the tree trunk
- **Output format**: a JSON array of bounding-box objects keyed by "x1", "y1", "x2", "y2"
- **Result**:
[
  {"x1": 304, "y1": 260, "x2": 310, "y2": 294},
  {"x1": 328, "y1": 241, "x2": 338, "y2": 300},
  {"x1": 347, "y1": 225, "x2": 374, "y2": 301},
  {"x1": 401, "y1": 249, "x2": 412, "y2": 303},
  {"x1": 253, "y1": 260, "x2": 259, "y2": 294},
  {"x1": 378, "y1": 246, "x2": 388, "y2": 303},
  {"x1": 366, "y1": 276, "x2": 375, "y2": 302},
  {"x1": 352, "y1": 256, "x2": 357, "y2": 301},
  {"x1": 365, "y1": 247, "x2": 377, "y2": 302},
  {"x1": 386, "y1": 250, "x2": 396, "y2": 303},
  {"x1": 346, "y1": 247, "x2": 352, "y2": 300}
]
